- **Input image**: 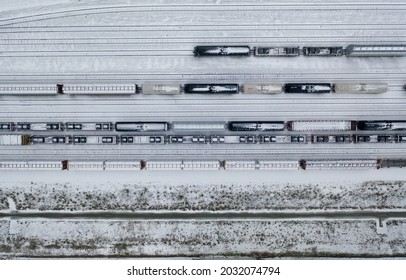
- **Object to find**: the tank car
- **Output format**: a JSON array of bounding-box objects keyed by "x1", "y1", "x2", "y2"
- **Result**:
[
  {"x1": 229, "y1": 122, "x2": 285, "y2": 131},
  {"x1": 184, "y1": 84, "x2": 239, "y2": 94},
  {"x1": 115, "y1": 122, "x2": 168, "y2": 132},
  {"x1": 193, "y1": 46, "x2": 250, "y2": 56},
  {"x1": 243, "y1": 83, "x2": 283, "y2": 94},
  {"x1": 357, "y1": 121, "x2": 406, "y2": 131},
  {"x1": 142, "y1": 84, "x2": 181, "y2": 95},
  {"x1": 284, "y1": 83, "x2": 331, "y2": 93},
  {"x1": 333, "y1": 83, "x2": 388, "y2": 94}
]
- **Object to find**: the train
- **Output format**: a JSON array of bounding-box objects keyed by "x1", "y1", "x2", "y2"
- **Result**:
[
  {"x1": 0, "y1": 159, "x2": 405, "y2": 171},
  {"x1": 0, "y1": 82, "x2": 390, "y2": 95},
  {"x1": 1, "y1": 120, "x2": 406, "y2": 133},
  {"x1": 194, "y1": 44, "x2": 406, "y2": 57},
  {"x1": 1, "y1": 120, "x2": 406, "y2": 147},
  {"x1": 3, "y1": 132, "x2": 405, "y2": 147}
]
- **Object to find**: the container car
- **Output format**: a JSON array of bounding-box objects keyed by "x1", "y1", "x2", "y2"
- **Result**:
[
  {"x1": 333, "y1": 83, "x2": 388, "y2": 94},
  {"x1": 284, "y1": 83, "x2": 331, "y2": 93},
  {"x1": 142, "y1": 84, "x2": 181, "y2": 95},
  {"x1": 193, "y1": 46, "x2": 250, "y2": 56},
  {"x1": 287, "y1": 120, "x2": 356, "y2": 131},
  {"x1": 242, "y1": 83, "x2": 283, "y2": 94},
  {"x1": 115, "y1": 122, "x2": 168, "y2": 132},
  {"x1": 184, "y1": 84, "x2": 239, "y2": 94},
  {"x1": 346, "y1": 44, "x2": 406, "y2": 57},
  {"x1": 229, "y1": 122, "x2": 285, "y2": 131},
  {"x1": 302, "y1": 47, "x2": 344, "y2": 56},
  {"x1": 254, "y1": 47, "x2": 300, "y2": 57},
  {"x1": 357, "y1": 121, "x2": 406, "y2": 131}
]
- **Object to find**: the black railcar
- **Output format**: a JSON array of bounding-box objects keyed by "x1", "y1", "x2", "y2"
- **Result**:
[
  {"x1": 184, "y1": 84, "x2": 239, "y2": 94},
  {"x1": 284, "y1": 83, "x2": 331, "y2": 93},
  {"x1": 193, "y1": 46, "x2": 251, "y2": 56}
]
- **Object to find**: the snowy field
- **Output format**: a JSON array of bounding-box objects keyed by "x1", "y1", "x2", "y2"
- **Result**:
[{"x1": 0, "y1": 0, "x2": 406, "y2": 258}]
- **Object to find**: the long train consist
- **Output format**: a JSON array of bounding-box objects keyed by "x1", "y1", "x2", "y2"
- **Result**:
[
  {"x1": 1, "y1": 120, "x2": 406, "y2": 133},
  {"x1": 1, "y1": 121, "x2": 406, "y2": 146},
  {"x1": 0, "y1": 159, "x2": 404, "y2": 171},
  {"x1": 0, "y1": 82, "x2": 391, "y2": 95},
  {"x1": 193, "y1": 44, "x2": 406, "y2": 57}
]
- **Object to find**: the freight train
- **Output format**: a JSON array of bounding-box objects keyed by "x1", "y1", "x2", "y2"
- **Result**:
[
  {"x1": 1, "y1": 121, "x2": 406, "y2": 146},
  {"x1": 0, "y1": 82, "x2": 390, "y2": 95},
  {"x1": 194, "y1": 44, "x2": 406, "y2": 57},
  {"x1": 1, "y1": 120, "x2": 406, "y2": 133},
  {"x1": 0, "y1": 159, "x2": 405, "y2": 171}
]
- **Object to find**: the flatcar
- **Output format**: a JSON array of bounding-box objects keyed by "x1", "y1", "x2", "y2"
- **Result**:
[
  {"x1": 346, "y1": 44, "x2": 406, "y2": 57},
  {"x1": 16, "y1": 122, "x2": 64, "y2": 131},
  {"x1": 142, "y1": 84, "x2": 181, "y2": 95},
  {"x1": 254, "y1": 47, "x2": 300, "y2": 57},
  {"x1": 193, "y1": 46, "x2": 250, "y2": 56},
  {"x1": 302, "y1": 47, "x2": 344, "y2": 56},
  {"x1": 70, "y1": 136, "x2": 117, "y2": 145},
  {"x1": 284, "y1": 83, "x2": 331, "y2": 93},
  {"x1": 31, "y1": 136, "x2": 70, "y2": 144},
  {"x1": 65, "y1": 122, "x2": 113, "y2": 131},
  {"x1": 0, "y1": 122, "x2": 15, "y2": 131},
  {"x1": 115, "y1": 122, "x2": 168, "y2": 132},
  {"x1": 120, "y1": 135, "x2": 164, "y2": 144},
  {"x1": 357, "y1": 121, "x2": 406, "y2": 131},
  {"x1": 333, "y1": 83, "x2": 388, "y2": 94},
  {"x1": 311, "y1": 135, "x2": 352, "y2": 143},
  {"x1": 242, "y1": 83, "x2": 283, "y2": 94},
  {"x1": 229, "y1": 122, "x2": 285, "y2": 131},
  {"x1": 184, "y1": 84, "x2": 239, "y2": 94}
]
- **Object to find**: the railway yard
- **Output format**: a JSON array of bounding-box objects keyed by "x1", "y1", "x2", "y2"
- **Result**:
[{"x1": 1, "y1": 0, "x2": 406, "y2": 259}]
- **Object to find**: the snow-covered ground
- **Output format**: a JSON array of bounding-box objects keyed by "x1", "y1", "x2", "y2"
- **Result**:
[{"x1": 0, "y1": 0, "x2": 406, "y2": 258}]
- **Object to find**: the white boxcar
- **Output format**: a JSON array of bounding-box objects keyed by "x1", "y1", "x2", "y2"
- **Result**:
[
  {"x1": 0, "y1": 135, "x2": 30, "y2": 145},
  {"x1": 145, "y1": 161, "x2": 183, "y2": 170},
  {"x1": 243, "y1": 83, "x2": 283, "y2": 94},
  {"x1": 68, "y1": 161, "x2": 104, "y2": 170},
  {"x1": 304, "y1": 160, "x2": 377, "y2": 170},
  {"x1": 334, "y1": 83, "x2": 388, "y2": 94},
  {"x1": 258, "y1": 161, "x2": 300, "y2": 170},
  {"x1": 183, "y1": 160, "x2": 220, "y2": 170},
  {"x1": 0, "y1": 84, "x2": 57, "y2": 95},
  {"x1": 142, "y1": 84, "x2": 181, "y2": 95},
  {"x1": 287, "y1": 120, "x2": 356, "y2": 131},
  {"x1": 0, "y1": 161, "x2": 62, "y2": 170},
  {"x1": 63, "y1": 84, "x2": 137, "y2": 95},
  {"x1": 225, "y1": 160, "x2": 257, "y2": 170},
  {"x1": 172, "y1": 122, "x2": 226, "y2": 131},
  {"x1": 104, "y1": 161, "x2": 141, "y2": 170}
]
